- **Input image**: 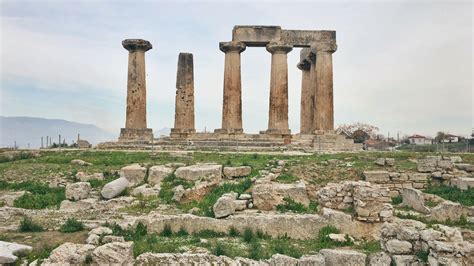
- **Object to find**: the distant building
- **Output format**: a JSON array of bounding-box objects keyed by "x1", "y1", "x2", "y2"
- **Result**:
[
  {"x1": 441, "y1": 134, "x2": 459, "y2": 143},
  {"x1": 408, "y1": 134, "x2": 432, "y2": 145}
]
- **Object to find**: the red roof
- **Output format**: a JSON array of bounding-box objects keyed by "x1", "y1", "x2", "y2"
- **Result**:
[{"x1": 408, "y1": 134, "x2": 425, "y2": 139}]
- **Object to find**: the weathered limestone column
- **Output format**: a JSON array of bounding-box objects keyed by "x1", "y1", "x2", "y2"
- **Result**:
[
  {"x1": 298, "y1": 48, "x2": 313, "y2": 134},
  {"x1": 308, "y1": 49, "x2": 318, "y2": 132},
  {"x1": 119, "y1": 39, "x2": 153, "y2": 142},
  {"x1": 171, "y1": 53, "x2": 195, "y2": 138},
  {"x1": 312, "y1": 42, "x2": 337, "y2": 133},
  {"x1": 215, "y1": 41, "x2": 246, "y2": 134},
  {"x1": 265, "y1": 42, "x2": 293, "y2": 135}
]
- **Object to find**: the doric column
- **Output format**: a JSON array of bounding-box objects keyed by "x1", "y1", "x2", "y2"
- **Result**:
[
  {"x1": 171, "y1": 53, "x2": 195, "y2": 138},
  {"x1": 119, "y1": 39, "x2": 153, "y2": 142},
  {"x1": 215, "y1": 41, "x2": 246, "y2": 134},
  {"x1": 312, "y1": 42, "x2": 337, "y2": 133},
  {"x1": 308, "y1": 49, "x2": 318, "y2": 132},
  {"x1": 298, "y1": 48, "x2": 313, "y2": 134},
  {"x1": 266, "y1": 42, "x2": 293, "y2": 135}
]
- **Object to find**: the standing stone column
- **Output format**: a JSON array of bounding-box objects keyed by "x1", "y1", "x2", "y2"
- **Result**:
[
  {"x1": 312, "y1": 42, "x2": 337, "y2": 133},
  {"x1": 119, "y1": 39, "x2": 153, "y2": 142},
  {"x1": 265, "y1": 42, "x2": 293, "y2": 135},
  {"x1": 298, "y1": 48, "x2": 313, "y2": 134},
  {"x1": 215, "y1": 41, "x2": 246, "y2": 134},
  {"x1": 171, "y1": 53, "x2": 195, "y2": 138},
  {"x1": 308, "y1": 49, "x2": 318, "y2": 132}
]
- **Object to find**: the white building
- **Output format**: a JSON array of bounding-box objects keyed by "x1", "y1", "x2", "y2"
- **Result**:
[
  {"x1": 408, "y1": 134, "x2": 433, "y2": 145},
  {"x1": 442, "y1": 134, "x2": 459, "y2": 143}
]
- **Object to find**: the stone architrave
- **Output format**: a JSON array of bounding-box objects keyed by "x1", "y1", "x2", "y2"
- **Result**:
[
  {"x1": 119, "y1": 39, "x2": 153, "y2": 142},
  {"x1": 265, "y1": 42, "x2": 293, "y2": 135},
  {"x1": 215, "y1": 41, "x2": 246, "y2": 134},
  {"x1": 298, "y1": 48, "x2": 313, "y2": 134},
  {"x1": 171, "y1": 53, "x2": 195, "y2": 137},
  {"x1": 311, "y1": 42, "x2": 337, "y2": 133}
]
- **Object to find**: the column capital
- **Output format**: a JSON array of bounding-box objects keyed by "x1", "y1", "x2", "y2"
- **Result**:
[
  {"x1": 266, "y1": 42, "x2": 293, "y2": 54},
  {"x1": 219, "y1": 41, "x2": 246, "y2": 53},
  {"x1": 311, "y1": 42, "x2": 337, "y2": 54},
  {"x1": 122, "y1": 39, "x2": 152, "y2": 52}
]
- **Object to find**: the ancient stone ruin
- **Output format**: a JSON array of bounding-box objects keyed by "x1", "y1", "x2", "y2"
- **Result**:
[{"x1": 104, "y1": 26, "x2": 360, "y2": 151}]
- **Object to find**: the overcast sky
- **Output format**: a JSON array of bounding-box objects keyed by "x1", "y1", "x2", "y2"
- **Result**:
[{"x1": 1, "y1": 0, "x2": 472, "y2": 138}]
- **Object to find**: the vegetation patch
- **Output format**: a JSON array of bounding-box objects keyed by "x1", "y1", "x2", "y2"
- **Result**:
[
  {"x1": 391, "y1": 196, "x2": 402, "y2": 205},
  {"x1": 88, "y1": 171, "x2": 120, "y2": 188},
  {"x1": 0, "y1": 180, "x2": 65, "y2": 209},
  {"x1": 276, "y1": 198, "x2": 318, "y2": 213},
  {"x1": 424, "y1": 185, "x2": 473, "y2": 206},
  {"x1": 60, "y1": 218, "x2": 85, "y2": 233},
  {"x1": 19, "y1": 217, "x2": 44, "y2": 232},
  {"x1": 275, "y1": 173, "x2": 298, "y2": 183},
  {"x1": 158, "y1": 173, "x2": 194, "y2": 203}
]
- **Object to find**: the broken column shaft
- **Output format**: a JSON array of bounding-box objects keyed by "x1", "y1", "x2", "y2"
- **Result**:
[{"x1": 171, "y1": 53, "x2": 195, "y2": 137}]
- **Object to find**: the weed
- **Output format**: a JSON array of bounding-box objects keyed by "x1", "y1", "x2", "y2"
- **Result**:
[
  {"x1": 391, "y1": 196, "x2": 402, "y2": 205},
  {"x1": 243, "y1": 228, "x2": 254, "y2": 243},
  {"x1": 415, "y1": 250, "x2": 429, "y2": 262},
  {"x1": 84, "y1": 254, "x2": 93, "y2": 264},
  {"x1": 276, "y1": 173, "x2": 298, "y2": 183},
  {"x1": 358, "y1": 241, "x2": 382, "y2": 253},
  {"x1": 424, "y1": 185, "x2": 473, "y2": 206},
  {"x1": 160, "y1": 224, "x2": 173, "y2": 237},
  {"x1": 19, "y1": 217, "x2": 44, "y2": 232},
  {"x1": 60, "y1": 218, "x2": 84, "y2": 233},
  {"x1": 176, "y1": 227, "x2": 189, "y2": 237},
  {"x1": 228, "y1": 226, "x2": 240, "y2": 237}
]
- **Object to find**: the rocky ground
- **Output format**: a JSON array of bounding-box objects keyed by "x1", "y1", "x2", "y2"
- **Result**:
[{"x1": 0, "y1": 149, "x2": 473, "y2": 265}]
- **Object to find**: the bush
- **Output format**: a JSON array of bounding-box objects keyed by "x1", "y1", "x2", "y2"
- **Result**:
[
  {"x1": 391, "y1": 196, "x2": 402, "y2": 205},
  {"x1": 19, "y1": 217, "x2": 44, "y2": 232},
  {"x1": 160, "y1": 224, "x2": 173, "y2": 237},
  {"x1": 243, "y1": 228, "x2": 254, "y2": 243},
  {"x1": 228, "y1": 226, "x2": 240, "y2": 237},
  {"x1": 60, "y1": 218, "x2": 84, "y2": 233},
  {"x1": 415, "y1": 250, "x2": 429, "y2": 262},
  {"x1": 213, "y1": 241, "x2": 228, "y2": 256},
  {"x1": 176, "y1": 227, "x2": 189, "y2": 237}
]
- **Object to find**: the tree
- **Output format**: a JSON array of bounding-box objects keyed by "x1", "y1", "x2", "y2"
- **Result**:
[
  {"x1": 336, "y1": 122, "x2": 379, "y2": 139},
  {"x1": 435, "y1": 131, "x2": 446, "y2": 143}
]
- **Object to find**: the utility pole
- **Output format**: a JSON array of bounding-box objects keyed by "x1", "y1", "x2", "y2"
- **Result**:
[
  {"x1": 14, "y1": 141, "x2": 17, "y2": 149},
  {"x1": 59, "y1": 134, "x2": 61, "y2": 151},
  {"x1": 41, "y1": 137, "x2": 44, "y2": 149}
]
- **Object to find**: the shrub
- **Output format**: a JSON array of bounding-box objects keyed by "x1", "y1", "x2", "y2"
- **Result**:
[
  {"x1": 176, "y1": 227, "x2": 189, "y2": 237},
  {"x1": 391, "y1": 196, "x2": 402, "y2": 205},
  {"x1": 160, "y1": 224, "x2": 173, "y2": 237},
  {"x1": 248, "y1": 240, "x2": 265, "y2": 260},
  {"x1": 228, "y1": 226, "x2": 240, "y2": 237},
  {"x1": 213, "y1": 241, "x2": 228, "y2": 256},
  {"x1": 243, "y1": 228, "x2": 254, "y2": 243},
  {"x1": 60, "y1": 218, "x2": 84, "y2": 233},
  {"x1": 270, "y1": 237, "x2": 302, "y2": 258},
  {"x1": 19, "y1": 217, "x2": 44, "y2": 232},
  {"x1": 84, "y1": 254, "x2": 93, "y2": 264},
  {"x1": 415, "y1": 250, "x2": 429, "y2": 262}
]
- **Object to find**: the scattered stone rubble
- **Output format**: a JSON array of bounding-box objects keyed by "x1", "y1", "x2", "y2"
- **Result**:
[
  {"x1": 380, "y1": 218, "x2": 473, "y2": 265},
  {"x1": 213, "y1": 192, "x2": 253, "y2": 218},
  {"x1": 317, "y1": 181, "x2": 393, "y2": 222}
]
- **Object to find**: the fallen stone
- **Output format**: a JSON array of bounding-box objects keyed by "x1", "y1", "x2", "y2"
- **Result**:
[
  {"x1": 234, "y1": 199, "x2": 247, "y2": 211},
  {"x1": 223, "y1": 166, "x2": 251, "y2": 178},
  {"x1": 86, "y1": 234, "x2": 100, "y2": 245},
  {"x1": 375, "y1": 158, "x2": 386, "y2": 166},
  {"x1": 66, "y1": 182, "x2": 91, "y2": 201},
  {"x1": 266, "y1": 254, "x2": 297, "y2": 265},
  {"x1": 101, "y1": 177, "x2": 129, "y2": 199},
  {"x1": 252, "y1": 181, "x2": 309, "y2": 211},
  {"x1": 367, "y1": 252, "x2": 391, "y2": 266},
  {"x1": 213, "y1": 192, "x2": 237, "y2": 218},
  {"x1": 401, "y1": 188, "x2": 430, "y2": 214},
  {"x1": 391, "y1": 255, "x2": 416, "y2": 266},
  {"x1": 175, "y1": 164, "x2": 222, "y2": 181},
  {"x1": 101, "y1": 235, "x2": 125, "y2": 243},
  {"x1": 363, "y1": 171, "x2": 390, "y2": 182},
  {"x1": 0, "y1": 191, "x2": 27, "y2": 207},
  {"x1": 438, "y1": 159, "x2": 454, "y2": 170},
  {"x1": 76, "y1": 172, "x2": 104, "y2": 182},
  {"x1": 131, "y1": 184, "x2": 161, "y2": 197},
  {"x1": 319, "y1": 249, "x2": 367, "y2": 266},
  {"x1": 385, "y1": 158, "x2": 395, "y2": 166},
  {"x1": 430, "y1": 201, "x2": 473, "y2": 222},
  {"x1": 60, "y1": 198, "x2": 98, "y2": 212},
  {"x1": 238, "y1": 193, "x2": 252, "y2": 200},
  {"x1": 172, "y1": 185, "x2": 185, "y2": 202},
  {"x1": 42, "y1": 243, "x2": 95, "y2": 265},
  {"x1": 91, "y1": 241, "x2": 134, "y2": 265},
  {"x1": 148, "y1": 165, "x2": 173, "y2": 186},
  {"x1": 328, "y1": 233, "x2": 353, "y2": 243},
  {"x1": 450, "y1": 177, "x2": 474, "y2": 190},
  {"x1": 120, "y1": 164, "x2": 147, "y2": 187},
  {"x1": 71, "y1": 159, "x2": 92, "y2": 166},
  {"x1": 385, "y1": 239, "x2": 412, "y2": 254},
  {"x1": 450, "y1": 156, "x2": 462, "y2": 163},
  {"x1": 89, "y1": 226, "x2": 113, "y2": 236},
  {"x1": 455, "y1": 163, "x2": 474, "y2": 172},
  {"x1": 0, "y1": 241, "x2": 32, "y2": 264},
  {"x1": 298, "y1": 254, "x2": 325, "y2": 266}
]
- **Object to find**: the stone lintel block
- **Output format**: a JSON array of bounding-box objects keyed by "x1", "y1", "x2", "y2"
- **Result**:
[
  {"x1": 214, "y1": 128, "x2": 244, "y2": 134},
  {"x1": 282, "y1": 30, "x2": 336, "y2": 48},
  {"x1": 232, "y1": 25, "x2": 282, "y2": 46},
  {"x1": 262, "y1": 129, "x2": 292, "y2": 136},
  {"x1": 122, "y1": 39, "x2": 152, "y2": 52},
  {"x1": 119, "y1": 128, "x2": 153, "y2": 143}
]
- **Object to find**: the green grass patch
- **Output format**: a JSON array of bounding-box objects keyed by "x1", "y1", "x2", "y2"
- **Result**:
[
  {"x1": 415, "y1": 250, "x2": 429, "y2": 262},
  {"x1": 19, "y1": 217, "x2": 44, "y2": 232},
  {"x1": 424, "y1": 185, "x2": 473, "y2": 206},
  {"x1": 276, "y1": 198, "x2": 318, "y2": 214},
  {"x1": 0, "y1": 180, "x2": 65, "y2": 209},
  {"x1": 391, "y1": 196, "x2": 402, "y2": 205},
  {"x1": 158, "y1": 173, "x2": 194, "y2": 203},
  {"x1": 275, "y1": 173, "x2": 298, "y2": 183},
  {"x1": 357, "y1": 241, "x2": 382, "y2": 254},
  {"x1": 88, "y1": 171, "x2": 119, "y2": 188},
  {"x1": 60, "y1": 218, "x2": 84, "y2": 233}
]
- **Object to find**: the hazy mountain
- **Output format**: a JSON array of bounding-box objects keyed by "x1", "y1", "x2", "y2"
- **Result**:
[{"x1": 0, "y1": 116, "x2": 116, "y2": 148}]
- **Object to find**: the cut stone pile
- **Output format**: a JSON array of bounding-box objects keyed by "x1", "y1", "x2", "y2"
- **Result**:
[
  {"x1": 418, "y1": 156, "x2": 473, "y2": 191},
  {"x1": 317, "y1": 181, "x2": 393, "y2": 222},
  {"x1": 380, "y1": 218, "x2": 474, "y2": 265},
  {"x1": 213, "y1": 192, "x2": 253, "y2": 218}
]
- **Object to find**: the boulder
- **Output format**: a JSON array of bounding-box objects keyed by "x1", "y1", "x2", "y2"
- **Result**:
[
  {"x1": 175, "y1": 164, "x2": 222, "y2": 181},
  {"x1": 417, "y1": 158, "x2": 437, "y2": 172},
  {"x1": 89, "y1": 226, "x2": 112, "y2": 236},
  {"x1": 0, "y1": 241, "x2": 32, "y2": 264},
  {"x1": 42, "y1": 243, "x2": 95, "y2": 264},
  {"x1": 238, "y1": 193, "x2": 252, "y2": 200},
  {"x1": 385, "y1": 239, "x2": 412, "y2": 254},
  {"x1": 252, "y1": 181, "x2": 310, "y2": 211},
  {"x1": 450, "y1": 177, "x2": 474, "y2": 190},
  {"x1": 391, "y1": 255, "x2": 416, "y2": 266},
  {"x1": 71, "y1": 159, "x2": 92, "y2": 166},
  {"x1": 131, "y1": 184, "x2": 161, "y2": 197},
  {"x1": 172, "y1": 185, "x2": 185, "y2": 202},
  {"x1": 234, "y1": 199, "x2": 247, "y2": 211},
  {"x1": 368, "y1": 252, "x2": 391, "y2": 266},
  {"x1": 213, "y1": 193, "x2": 237, "y2": 218},
  {"x1": 101, "y1": 177, "x2": 129, "y2": 199},
  {"x1": 420, "y1": 228, "x2": 443, "y2": 242},
  {"x1": 119, "y1": 164, "x2": 147, "y2": 187},
  {"x1": 91, "y1": 242, "x2": 134, "y2": 265},
  {"x1": 76, "y1": 172, "x2": 104, "y2": 182},
  {"x1": 60, "y1": 198, "x2": 98, "y2": 212},
  {"x1": 148, "y1": 165, "x2": 173, "y2": 186},
  {"x1": 363, "y1": 171, "x2": 390, "y2": 183},
  {"x1": 66, "y1": 182, "x2": 91, "y2": 201},
  {"x1": 401, "y1": 188, "x2": 430, "y2": 214},
  {"x1": 319, "y1": 249, "x2": 367, "y2": 266},
  {"x1": 375, "y1": 158, "x2": 386, "y2": 166},
  {"x1": 385, "y1": 158, "x2": 395, "y2": 166},
  {"x1": 86, "y1": 234, "x2": 100, "y2": 245},
  {"x1": 223, "y1": 166, "x2": 251, "y2": 178}
]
